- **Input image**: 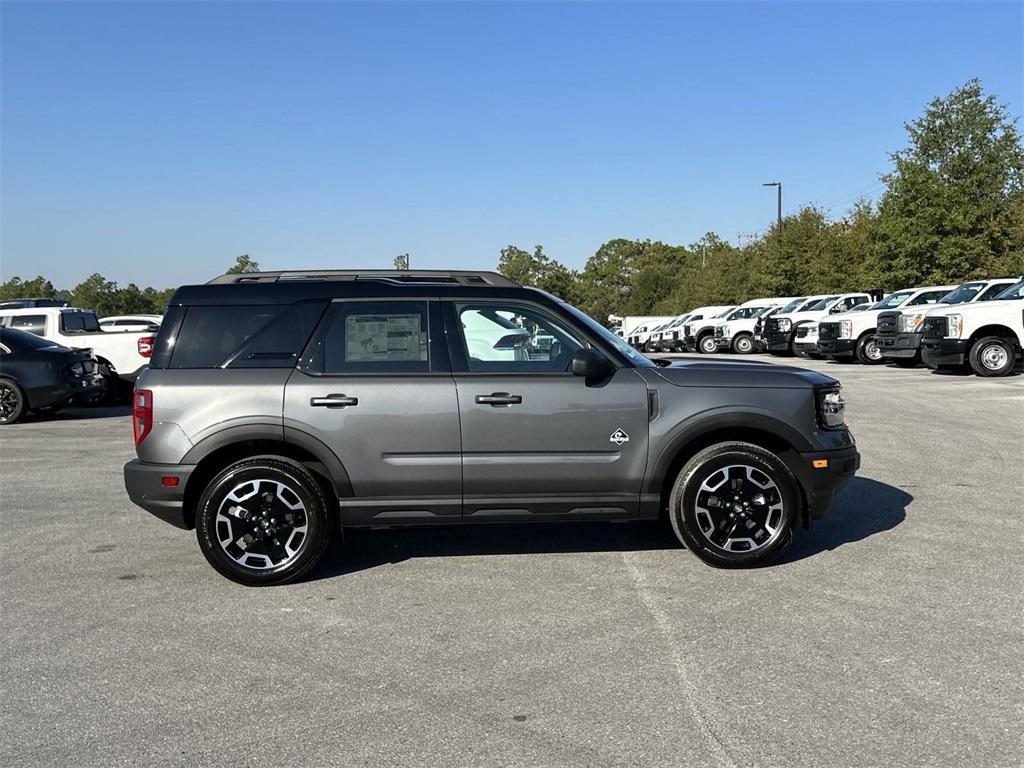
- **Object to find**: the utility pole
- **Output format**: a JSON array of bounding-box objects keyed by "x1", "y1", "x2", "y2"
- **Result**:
[{"x1": 762, "y1": 182, "x2": 782, "y2": 235}]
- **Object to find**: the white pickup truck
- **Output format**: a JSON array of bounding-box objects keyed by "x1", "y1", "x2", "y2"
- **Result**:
[
  {"x1": 875, "y1": 278, "x2": 1020, "y2": 366},
  {"x1": 763, "y1": 293, "x2": 873, "y2": 356},
  {"x1": 920, "y1": 279, "x2": 1024, "y2": 376},
  {"x1": 679, "y1": 306, "x2": 736, "y2": 353},
  {"x1": 0, "y1": 307, "x2": 155, "y2": 397},
  {"x1": 816, "y1": 285, "x2": 954, "y2": 364},
  {"x1": 713, "y1": 298, "x2": 799, "y2": 354}
]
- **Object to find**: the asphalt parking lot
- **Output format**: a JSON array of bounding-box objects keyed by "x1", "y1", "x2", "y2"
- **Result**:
[{"x1": 1, "y1": 354, "x2": 1022, "y2": 768}]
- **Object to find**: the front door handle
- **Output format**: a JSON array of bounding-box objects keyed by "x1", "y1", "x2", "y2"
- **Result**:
[
  {"x1": 475, "y1": 393, "x2": 523, "y2": 406},
  {"x1": 310, "y1": 394, "x2": 359, "y2": 408}
]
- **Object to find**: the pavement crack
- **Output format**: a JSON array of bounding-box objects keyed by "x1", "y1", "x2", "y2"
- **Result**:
[{"x1": 621, "y1": 551, "x2": 742, "y2": 768}]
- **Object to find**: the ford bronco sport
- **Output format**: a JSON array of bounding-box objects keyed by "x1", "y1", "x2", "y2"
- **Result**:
[{"x1": 124, "y1": 270, "x2": 860, "y2": 585}]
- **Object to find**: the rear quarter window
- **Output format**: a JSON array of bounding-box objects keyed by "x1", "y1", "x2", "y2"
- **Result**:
[{"x1": 167, "y1": 302, "x2": 327, "y2": 369}]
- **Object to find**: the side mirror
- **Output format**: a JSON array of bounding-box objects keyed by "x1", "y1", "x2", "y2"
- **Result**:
[
  {"x1": 829, "y1": 304, "x2": 844, "y2": 314},
  {"x1": 571, "y1": 348, "x2": 613, "y2": 381}
]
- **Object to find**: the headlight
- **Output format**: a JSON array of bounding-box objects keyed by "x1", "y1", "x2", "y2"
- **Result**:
[
  {"x1": 946, "y1": 314, "x2": 963, "y2": 338},
  {"x1": 818, "y1": 388, "x2": 846, "y2": 430},
  {"x1": 839, "y1": 320, "x2": 853, "y2": 339},
  {"x1": 899, "y1": 313, "x2": 925, "y2": 332},
  {"x1": 777, "y1": 318, "x2": 792, "y2": 332}
]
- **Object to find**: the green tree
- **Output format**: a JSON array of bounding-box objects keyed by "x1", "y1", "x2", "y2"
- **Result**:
[
  {"x1": 497, "y1": 245, "x2": 582, "y2": 304},
  {"x1": 71, "y1": 273, "x2": 120, "y2": 315},
  {"x1": 0, "y1": 275, "x2": 57, "y2": 300},
  {"x1": 875, "y1": 79, "x2": 1024, "y2": 286},
  {"x1": 226, "y1": 254, "x2": 261, "y2": 274},
  {"x1": 393, "y1": 253, "x2": 410, "y2": 270}
]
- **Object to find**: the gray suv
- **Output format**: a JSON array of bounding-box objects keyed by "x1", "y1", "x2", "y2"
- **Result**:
[{"x1": 124, "y1": 270, "x2": 859, "y2": 585}]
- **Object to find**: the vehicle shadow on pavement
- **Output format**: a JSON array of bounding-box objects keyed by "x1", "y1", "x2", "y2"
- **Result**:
[
  {"x1": 310, "y1": 520, "x2": 681, "y2": 578},
  {"x1": 308, "y1": 477, "x2": 910, "y2": 578},
  {"x1": 776, "y1": 476, "x2": 911, "y2": 563}
]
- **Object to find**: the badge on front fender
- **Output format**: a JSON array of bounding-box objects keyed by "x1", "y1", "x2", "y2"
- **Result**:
[{"x1": 610, "y1": 429, "x2": 630, "y2": 446}]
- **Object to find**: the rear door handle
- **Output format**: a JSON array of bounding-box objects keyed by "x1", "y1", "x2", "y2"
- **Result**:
[
  {"x1": 310, "y1": 394, "x2": 359, "y2": 408},
  {"x1": 475, "y1": 393, "x2": 523, "y2": 406}
]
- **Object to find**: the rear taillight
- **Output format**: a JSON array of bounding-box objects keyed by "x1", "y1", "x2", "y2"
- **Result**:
[
  {"x1": 133, "y1": 389, "x2": 153, "y2": 445},
  {"x1": 138, "y1": 336, "x2": 155, "y2": 358}
]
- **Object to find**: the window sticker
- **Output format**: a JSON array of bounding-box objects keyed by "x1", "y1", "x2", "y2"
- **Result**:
[{"x1": 345, "y1": 314, "x2": 425, "y2": 362}]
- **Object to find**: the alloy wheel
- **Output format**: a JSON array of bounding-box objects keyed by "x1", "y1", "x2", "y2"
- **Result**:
[
  {"x1": 215, "y1": 479, "x2": 309, "y2": 570},
  {"x1": 693, "y1": 464, "x2": 785, "y2": 553},
  {"x1": 0, "y1": 383, "x2": 21, "y2": 423}
]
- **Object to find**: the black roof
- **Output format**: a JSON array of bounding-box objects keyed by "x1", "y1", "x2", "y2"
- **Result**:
[{"x1": 171, "y1": 270, "x2": 552, "y2": 306}]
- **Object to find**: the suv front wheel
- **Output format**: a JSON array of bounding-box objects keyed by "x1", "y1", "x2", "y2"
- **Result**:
[
  {"x1": 669, "y1": 442, "x2": 797, "y2": 567},
  {"x1": 196, "y1": 457, "x2": 333, "y2": 586}
]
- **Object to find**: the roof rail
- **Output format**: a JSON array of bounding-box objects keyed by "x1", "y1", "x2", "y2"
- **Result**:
[{"x1": 206, "y1": 269, "x2": 521, "y2": 287}]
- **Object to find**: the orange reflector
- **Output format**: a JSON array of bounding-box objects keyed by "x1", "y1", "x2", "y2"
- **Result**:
[
  {"x1": 160, "y1": 476, "x2": 180, "y2": 487},
  {"x1": 812, "y1": 459, "x2": 828, "y2": 469}
]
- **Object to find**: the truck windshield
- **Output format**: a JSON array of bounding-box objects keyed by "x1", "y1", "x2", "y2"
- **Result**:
[
  {"x1": 994, "y1": 280, "x2": 1024, "y2": 300},
  {"x1": 939, "y1": 282, "x2": 984, "y2": 305},
  {"x1": 60, "y1": 311, "x2": 101, "y2": 333},
  {"x1": 561, "y1": 303, "x2": 655, "y2": 367},
  {"x1": 871, "y1": 291, "x2": 913, "y2": 310},
  {"x1": 802, "y1": 296, "x2": 839, "y2": 312},
  {"x1": 777, "y1": 299, "x2": 804, "y2": 314}
]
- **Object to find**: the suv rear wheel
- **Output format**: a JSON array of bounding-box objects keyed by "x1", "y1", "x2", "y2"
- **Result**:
[
  {"x1": 969, "y1": 336, "x2": 1015, "y2": 377},
  {"x1": 669, "y1": 442, "x2": 796, "y2": 567},
  {"x1": 196, "y1": 457, "x2": 333, "y2": 586}
]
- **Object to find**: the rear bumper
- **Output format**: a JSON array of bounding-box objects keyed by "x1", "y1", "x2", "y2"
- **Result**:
[
  {"x1": 798, "y1": 445, "x2": 861, "y2": 523},
  {"x1": 921, "y1": 338, "x2": 969, "y2": 368},
  {"x1": 124, "y1": 459, "x2": 195, "y2": 529},
  {"x1": 817, "y1": 339, "x2": 856, "y2": 356},
  {"x1": 877, "y1": 332, "x2": 921, "y2": 358},
  {"x1": 29, "y1": 374, "x2": 105, "y2": 409}
]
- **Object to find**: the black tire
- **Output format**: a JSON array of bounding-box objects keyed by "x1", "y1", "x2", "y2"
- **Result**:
[
  {"x1": 0, "y1": 378, "x2": 27, "y2": 425},
  {"x1": 891, "y1": 356, "x2": 918, "y2": 368},
  {"x1": 669, "y1": 441, "x2": 797, "y2": 568},
  {"x1": 969, "y1": 336, "x2": 1016, "y2": 377},
  {"x1": 731, "y1": 334, "x2": 755, "y2": 354},
  {"x1": 698, "y1": 334, "x2": 718, "y2": 354},
  {"x1": 855, "y1": 333, "x2": 884, "y2": 365},
  {"x1": 196, "y1": 457, "x2": 333, "y2": 586}
]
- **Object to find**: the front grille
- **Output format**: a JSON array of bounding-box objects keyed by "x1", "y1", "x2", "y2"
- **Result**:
[
  {"x1": 922, "y1": 316, "x2": 948, "y2": 337},
  {"x1": 877, "y1": 311, "x2": 899, "y2": 337},
  {"x1": 819, "y1": 322, "x2": 840, "y2": 341},
  {"x1": 765, "y1": 318, "x2": 780, "y2": 333},
  {"x1": 795, "y1": 325, "x2": 810, "y2": 339}
]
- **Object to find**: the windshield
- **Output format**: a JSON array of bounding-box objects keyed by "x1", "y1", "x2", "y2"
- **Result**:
[
  {"x1": 561, "y1": 303, "x2": 655, "y2": 367},
  {"x1": 939, "y1": 282, "x2": 984, "y2": 305},
  {"x1": 713, "y1": 308, "x2": 734, "y2": 318},
  {"x1": 871, "y1": 291, "x2": 913, "y2": 310},
  {"x1": 776, "y1": 298, "x2": 804, "y2": 314},
  {"x1": 666, "y1": 315, "x2": 689, "y2": 329},
  {"x1": 801, "y1": 296, "x2": 839, "y2": 312},
  {"x1": 995, "y1": 280, "x2": 1024, "y2": 300},
  {"x1": 727, "y1": 306, "x2": 767, "y2": 320}
]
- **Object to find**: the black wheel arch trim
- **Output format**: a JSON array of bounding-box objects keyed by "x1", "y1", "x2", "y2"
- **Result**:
[{"x1": 180, "y1": 423, "x2": 354, "y2": 497}]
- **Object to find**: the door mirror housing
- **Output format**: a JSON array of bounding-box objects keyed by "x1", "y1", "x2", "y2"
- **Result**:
[{"x1": 571, "y1": 348, "x2": 613, "y2": 381}]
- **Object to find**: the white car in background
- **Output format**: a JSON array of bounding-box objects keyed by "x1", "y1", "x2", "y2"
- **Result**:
[{"x1": 99, "y1": 314, "x2": 163, "y2": 333}]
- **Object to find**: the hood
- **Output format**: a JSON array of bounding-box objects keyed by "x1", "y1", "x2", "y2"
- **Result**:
[
  {"x1": 827, "y1": 308, "x2": 882, "y2": 322},
  {"x1": 939, "y1": 297, "x2": 1022, "y2": 318},
  {"x1": 649, "y1": 357, "x2": 837, "y2": 389}
]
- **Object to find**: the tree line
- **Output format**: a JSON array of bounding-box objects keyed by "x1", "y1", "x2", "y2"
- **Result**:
[
  {"x1": 497, "y1": 80, "x2": 1023, "y2": 323},
  {"x1": 2, "y1": 81, "x2": 1021, "y2": 325}
]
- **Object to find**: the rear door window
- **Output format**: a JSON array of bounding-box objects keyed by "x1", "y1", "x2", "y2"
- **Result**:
[
  {"x1": 314, "y1": 301, "x2": 431, "y2": 374},
  {"x1": 7, "y1": 315, "x2": 47, "y2": 335}
]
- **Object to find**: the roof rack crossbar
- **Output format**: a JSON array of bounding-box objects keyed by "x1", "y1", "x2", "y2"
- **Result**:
[{"x1": 206, "y1": 270, "x2": 520, "y2": 287}]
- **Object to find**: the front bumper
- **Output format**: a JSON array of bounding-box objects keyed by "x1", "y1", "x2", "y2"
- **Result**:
[
  {"x1": 797, "y1": 445, "x2": 861, "y2": 524},
  {"x1": 921, "y1": 338, "x2": 969, "y2": 369},
  {"x1": 877, "y1": 332, "x2": 921, "y2": 359},
  {"x1": 124, "y1": 459, "x2": 196, "y2": 529},
  {"x1": 714, "y1": 336, "x2": 734, "y2": 350},
  {"x1": 816, "y1": 339, "x2": 856, "y2": 356},
  {"x1": 794, "y1": 339, "x2": 819, "y2": 355},
  {"x1": 764, "y1": 331, "x2": 794, "y2": 352}
]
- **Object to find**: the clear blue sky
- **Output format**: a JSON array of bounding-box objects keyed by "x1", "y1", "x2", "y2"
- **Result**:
[{"x1": 2, "y1": 1, "x2": 1021, "y2": 289}]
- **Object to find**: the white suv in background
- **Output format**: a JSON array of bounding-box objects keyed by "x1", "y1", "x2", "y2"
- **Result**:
[{"x1": 816, "y1": 285, "x2": 954, "y2": 364}]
